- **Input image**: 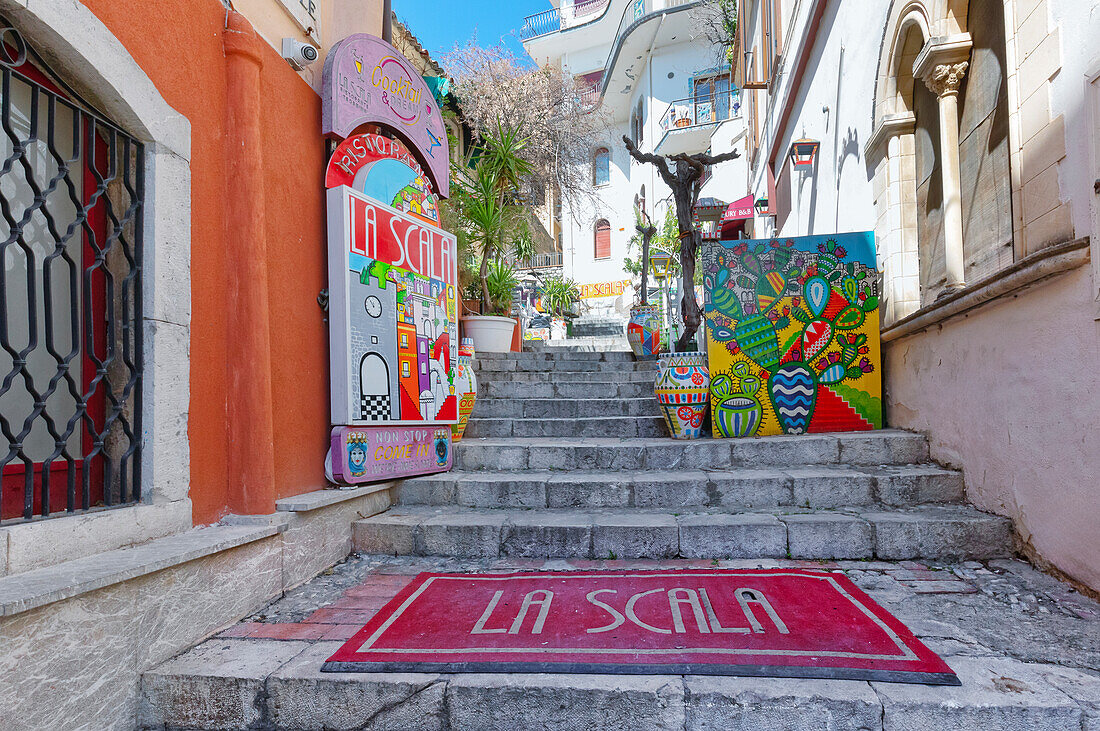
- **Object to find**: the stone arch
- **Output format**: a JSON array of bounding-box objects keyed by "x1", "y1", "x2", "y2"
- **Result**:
[
  {"x1": 874, "y1": 2, "x2": 932, "y2": 126},
  {"x1": 0, "y1": 0, "x2": 192, "y2": 506}
]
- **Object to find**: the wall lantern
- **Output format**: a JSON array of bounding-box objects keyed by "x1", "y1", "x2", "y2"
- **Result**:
[
  {"x1": 649, "y1": 250, "x2": 673, "y2": 280},
  {"x1": 754, "y1": 197, "x2": 770, "y2": 214},
  {"x1": 789, "y1": 138, "x2": 820, "y2": 168}
]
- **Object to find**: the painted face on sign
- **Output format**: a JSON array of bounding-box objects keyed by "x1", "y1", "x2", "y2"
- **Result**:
[{"x1": 348, "y1": 444, "x2": 368, "y2": 471}]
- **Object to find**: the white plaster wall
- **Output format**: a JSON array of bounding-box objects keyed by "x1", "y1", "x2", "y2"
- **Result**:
[
  {"x1": 885, "y1": 267, "x2": 1100, "y2": 591},
  {"x1": 765, "y1": 0, "x2": 889, "y2": 238},
  {"x1": 1047, "y1": 0, "x2": 1100, "y2": 237}
]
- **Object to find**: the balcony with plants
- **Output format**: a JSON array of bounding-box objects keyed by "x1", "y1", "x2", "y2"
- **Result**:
[{"x1": 655, "y1": 88, "x2": 741, "y2": 155}]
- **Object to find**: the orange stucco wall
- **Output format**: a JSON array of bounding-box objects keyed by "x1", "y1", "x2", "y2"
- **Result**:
[{"x1": 84, "y1": 0, "x2": 338, "y2": 522}]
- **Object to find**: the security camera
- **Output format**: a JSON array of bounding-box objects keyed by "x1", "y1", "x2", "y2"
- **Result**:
[{"x1": 282, "y1": 38, "x2": 319, "y2": 71}]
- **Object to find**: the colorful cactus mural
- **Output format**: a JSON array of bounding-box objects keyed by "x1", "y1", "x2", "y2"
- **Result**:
[{"x1": 702, "y1": 232, "x2": 882, "y2": 437}]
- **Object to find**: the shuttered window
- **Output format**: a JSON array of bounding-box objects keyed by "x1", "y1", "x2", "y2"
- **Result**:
[{"x1": 594, "y1": 219, "x2": 611, "y2": 259}]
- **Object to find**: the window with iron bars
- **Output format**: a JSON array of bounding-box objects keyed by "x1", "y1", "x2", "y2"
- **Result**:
[{"x1": 0, "y1": 23, "x2": 144, "y2": 524}]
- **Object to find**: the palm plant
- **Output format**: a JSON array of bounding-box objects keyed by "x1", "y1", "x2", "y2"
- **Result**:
[
  {"x1": 540, "y1": 276, "x2": 580, "y2": 318},
  {"x1": 485, "y1": 258, "x2": 519, "y2": 316},
  {"x1": 450, "y1": 119, "x2": 534, "y2": 314}
]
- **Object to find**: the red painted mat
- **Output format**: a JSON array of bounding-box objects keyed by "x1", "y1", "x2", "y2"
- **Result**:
[{"x1": 322, "y1": 569, "x2": 959, "y2": 685}]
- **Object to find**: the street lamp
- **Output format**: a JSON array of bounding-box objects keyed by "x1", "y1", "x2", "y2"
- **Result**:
[
  {"x1": 789, "y1": 138, "x2": 820, "y2": 169},
  {"x1": 648, "y1": 250, "x2": 673, "y2": 281},
  {"x1": 648, "y1": 250, "x2": 674, "y2": 350}
]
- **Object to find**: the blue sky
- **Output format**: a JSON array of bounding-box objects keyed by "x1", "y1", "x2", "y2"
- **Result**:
[{"x1": 393, "y1": 0, "x2": 549, "y2": 65}]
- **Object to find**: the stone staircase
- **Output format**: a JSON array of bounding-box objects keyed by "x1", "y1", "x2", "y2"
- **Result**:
[
  {"x1": 137, "y1": 348, "x2": 1100, "y2": 730},
  {"x1": 352, "y1": 349, "x2": 1014, "y2": 562}
]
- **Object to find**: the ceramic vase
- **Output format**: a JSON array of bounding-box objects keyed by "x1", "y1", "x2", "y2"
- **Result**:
[
  {"x1": 451, "y1": 337, "x2": 478, "y2": 441},
  {"x1": 627, "y1": 303, "x2": 663, "y2": 357},
  {"x1": 654, "y1": 352, "x2": 710, "y2": 439}
]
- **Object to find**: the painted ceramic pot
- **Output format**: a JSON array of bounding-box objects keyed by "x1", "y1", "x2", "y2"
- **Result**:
[
  {"x1": 768, "y1": 362, "x2": 817, "y2": 435},
  {"x1": 654, "y1": 352, "x2": 709, "y2": 439},
  {"x1": 626, "y1": 303, "x2": 662, "y2": 357},
  {"x1": 451, "y1": 340, "x2": 478, "y2": 441},
  {"x1": 715, "y1": 396, "x2": 763, "y2": 438}
]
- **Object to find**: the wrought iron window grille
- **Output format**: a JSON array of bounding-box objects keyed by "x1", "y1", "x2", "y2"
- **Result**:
[{"x1": 0, "y1": 21, "x2": 145, "y2": 524}]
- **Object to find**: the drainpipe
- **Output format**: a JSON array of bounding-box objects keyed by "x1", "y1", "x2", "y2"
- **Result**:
[
  {"x1": 224, "y1": 11, "x2": 277, "y2": 515},
  {"x1": 383, "y1": 0, "x2": 393, "y2": 42}
]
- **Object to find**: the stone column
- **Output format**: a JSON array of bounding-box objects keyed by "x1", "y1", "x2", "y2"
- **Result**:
[
  {"x1": 914, "y1": 35, "x2": 972, "y2": 293},
  {"x1": 924, "y1": 61, "x2": 969, "y2": 291}
]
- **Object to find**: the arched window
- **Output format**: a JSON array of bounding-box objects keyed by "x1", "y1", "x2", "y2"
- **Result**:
[
  {"x1": 594, "y1": 219, "x2": 611, "y2": 259},
  {"x1": 593, "y1": 147, "x2": 610, "y2": 186}
]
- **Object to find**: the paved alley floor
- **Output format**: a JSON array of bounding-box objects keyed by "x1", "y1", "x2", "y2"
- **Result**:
[{"x1": 141, "y1": 553, "x2": 1100, "y2": 729}]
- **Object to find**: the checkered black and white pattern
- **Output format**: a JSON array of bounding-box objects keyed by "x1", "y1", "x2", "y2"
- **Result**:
[{"x1": 360, "y1": 394, "x2": 391, "y2": 421}]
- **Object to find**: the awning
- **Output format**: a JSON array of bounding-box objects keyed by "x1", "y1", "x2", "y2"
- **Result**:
[{"x1": 720, "y1": 194, "x2": 754, "y2": 238}]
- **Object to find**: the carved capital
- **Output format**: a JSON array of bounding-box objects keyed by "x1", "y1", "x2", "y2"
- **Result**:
[{"x1": 923, "y1": 61, "x2": 969, "y2": 97}]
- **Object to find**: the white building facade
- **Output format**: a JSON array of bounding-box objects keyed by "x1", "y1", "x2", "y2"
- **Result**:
[
  {"x1": 736, "y1": 0, "x2": 1100, "y2": 593},
  {"x1": 520, "y1": 0, "x2": 749, "y2": 327}
]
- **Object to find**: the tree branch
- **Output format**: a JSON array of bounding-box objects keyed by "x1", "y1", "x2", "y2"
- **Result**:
[{"x1": 622, "y1": 135, "x2": 674, "y2": 183}]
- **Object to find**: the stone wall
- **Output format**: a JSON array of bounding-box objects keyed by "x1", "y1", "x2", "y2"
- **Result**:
[{"x1": 0, "y1": 487, "x2": 391, "y2": 730}]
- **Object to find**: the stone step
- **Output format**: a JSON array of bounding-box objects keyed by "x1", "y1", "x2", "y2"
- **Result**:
[
  {"x1": 463, "y1": 415, "x2": 668, "y2": 439},
  {"x1": 472, "y1": 397, "x2": 662, "y2": 419},
  {"x1": 393, "y1": 465, "x2": 964, "y2": 510},
  {"x1": 478, "y1": 350, "x2": 636, "y2": 362},
  {"x1": 141, "y1": 640, "x2": 1100, "y2": 731},
  {"x1": 526, "y1": 335, "x2": 631, "y2": 351},
  {"x1": 473, "y1": 360, "x2": 655, "y2": 374},
  {"x1": 472, "y1": 369, "x2": 657, "y2": 384},
  {"x1": 479, "y1": 380, "x2": 656, "y2": 399},
  {"x1": 453, "y1": 432, "x2": 931, "y2": 471},
  {"x1": 351, "y1": 505, "x2": 1013, "y2": 561}
]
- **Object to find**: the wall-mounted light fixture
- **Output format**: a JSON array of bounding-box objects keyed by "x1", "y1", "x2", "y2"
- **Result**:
[
  {"x1": 754, "y1": 197, "x2": 770, "y2": 215},
  {"x1": 789, "y1": 138, "x2": 820, "y2": 168}
]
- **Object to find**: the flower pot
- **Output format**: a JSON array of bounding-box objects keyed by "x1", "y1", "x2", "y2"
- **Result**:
[
  {"x1": 463, "y1": 315, "x2": 516, "y2": 353},
  {"x1": 626, "y1": 303, "x2": 662, "y2": 357},
  {"x1": 768, "y1": 362, "x2": 817, "y2": 435},
  {"x1": 451, "y1": 338, "x2": 478, "y2": 441},
  {"x1": 654, "y1": 352, "x2": 709, "y2": 439}
]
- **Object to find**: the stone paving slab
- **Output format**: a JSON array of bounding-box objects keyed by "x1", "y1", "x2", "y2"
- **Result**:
[{"x1": 141, "y1": 554, "x2": 1100, "y2": 730}]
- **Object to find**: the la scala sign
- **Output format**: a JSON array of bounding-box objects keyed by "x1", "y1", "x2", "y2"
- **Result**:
[{"x1": 322, "y1": 33, "x2": 450, "y2": 197}]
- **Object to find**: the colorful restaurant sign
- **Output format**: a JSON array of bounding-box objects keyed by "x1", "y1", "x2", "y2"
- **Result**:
[
  {"x1": 326, "y1": 184, "x2": 458, "y2": 426},
  {"x1": 579, "y1": 279, "x2": 631, "y2": 299},
  {"x1": 321, "y1": 33, "x2": 450, "y2": 198},
  {"x1": 329, "y1": 425, "x2": 452, "y2": 484},
  {"x1": 326, "y1": 132, "x2": 440, "y2": 225}
]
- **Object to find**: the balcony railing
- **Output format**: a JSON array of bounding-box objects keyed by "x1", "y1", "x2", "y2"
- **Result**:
[
  {"x1": 600, "y1": 0, "x2": 700, "y2": 89},
  {"x1": 519, "y1": 0, "x2": 612, "y2": 40},
  {"x1": 659, "y1": 90, "x2": 741, "y2": 133},
  {"x1": 508, "y1": 252, "x2": 565, "y2": 270}
]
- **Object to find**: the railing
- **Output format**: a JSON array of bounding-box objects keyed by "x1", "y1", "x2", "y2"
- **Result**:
[
  {"x1": 659, "y1": 90, "x2": 742, "y2": 133},
  {"x1": 519, "y1": 0, "x2": 612, "y2": 40},
  {"x1": 600, "y1": 0, "x2": 701, "y2": 88},
  {"x1": 509, "y1": 252, "x2": 565, "y2": 269},
  {"x1": 0, "y1": 24, "x2": 144, "y2": 524}
]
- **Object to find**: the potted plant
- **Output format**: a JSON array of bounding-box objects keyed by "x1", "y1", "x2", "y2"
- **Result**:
[
  {"x1": 448, "y1": 120, "x2": 533, "y2": 352},
  {"x1": 539, "y1": 275, "x2": 579, "y2": 340}
]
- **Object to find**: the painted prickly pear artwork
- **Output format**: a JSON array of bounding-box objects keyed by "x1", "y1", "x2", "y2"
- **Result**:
[{"x1": 702, "y1": 232, "x2": 882, "y2": 437}]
